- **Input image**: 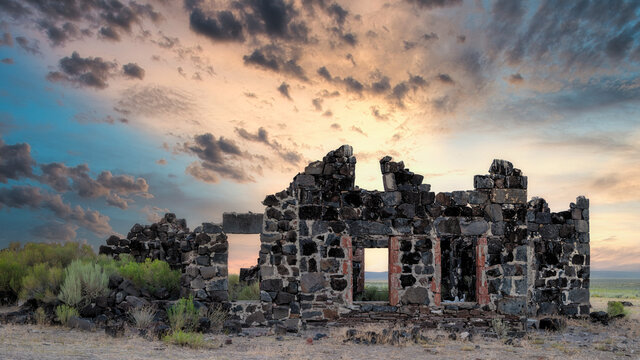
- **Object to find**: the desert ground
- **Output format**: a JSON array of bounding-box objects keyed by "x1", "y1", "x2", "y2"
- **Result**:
[{"x1": 1, "y1": 298, "x2": 638, "y2": 360}]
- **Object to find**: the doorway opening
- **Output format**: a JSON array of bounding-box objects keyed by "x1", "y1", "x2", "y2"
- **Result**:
[
  {"x1": 354, "y1": 247, "x2": 389, "y2": 302},
  {"x1": 227, "y1": 234, "x2": 261, "y2": 301},
  {"x1": 440, "y1": 236, "x2": 476, "y2": 302}
]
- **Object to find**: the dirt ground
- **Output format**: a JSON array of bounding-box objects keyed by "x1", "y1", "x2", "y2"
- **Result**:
[{"x1": 1, "y1": 312, "x2": 639, "y2": 360}]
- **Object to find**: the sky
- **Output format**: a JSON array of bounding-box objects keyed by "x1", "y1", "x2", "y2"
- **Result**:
[{"x1": 0, "y1": 0, "x2": 639, "y2": 274}]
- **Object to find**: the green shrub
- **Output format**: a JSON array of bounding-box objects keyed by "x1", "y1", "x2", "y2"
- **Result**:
[
  {"x1": 55, "y1": 304, "x2": 78, "y2": 326},
  {"x1": 118, "y1": 258, "x2": 180, "y2": 293},
  {"x1": 607, "y1": 301, "x2": 629, "y2": 318},
  {"x1": 228, "y1": 274, "x2": 260, "y2": 301},
  {"x1": 162, "y1": 330, "x2": 207, "y2": 348},
  {"x1": 167, "y1": 296, "x2": 199, "y2": 331},
  {"x1": 34, "y1": 307, "x2": 48, "y2": 326},
  {"x1": 58, "y1": 260, "x2": 108, "y2": 306},
  {"x1": 19, "y1": 263, "x2": 64, "y2": 302},
  {"x1": 58, "y1": 267, "x2": 82, "y2": 307},
  {"x1": 0, "y1": 242, "x2": 94, "y2": 300}
]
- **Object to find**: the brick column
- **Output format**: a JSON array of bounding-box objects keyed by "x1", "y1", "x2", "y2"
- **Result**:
[
  {"x1": 433, "y1": 237, "x2": 441, "y2": 306},
  {"x1": 341, "y1": 235, "x2": 353, "y2": 304},
  {"x1": 476, "y1": 236, "x2": 489, "y2": 305},
  {"x1": 353, "y1": 247, "x2": 365, "y2": 295},
  {"x1": 388, "y1": 236, "x2": 401, "y2": 306}
]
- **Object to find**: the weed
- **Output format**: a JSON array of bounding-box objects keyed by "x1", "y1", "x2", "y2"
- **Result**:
[
  {"x1": 34, "y1": 307, "x2": 48, "y2": 326},
  {"x1": 130, "y1": 305, "x2": 156, "y2": 329},
  {"x1": 55, "y1": 305, "x2": 78, "y2": 326},
  {"x1": 201, "y1": 304, "x2": 228, "y2": 332},
  {"x1": 162, "y1": 330, "x2": 208, "y2": 348},
  {"x1": 228, "y1": 274, "x2": 259, "y2": 301},
  {"x1": 167, "y1": 296, "x2": 199, "y2": 331},
  {"x1": 491, "y1": 318, "x2": 509, "y2": 339}
]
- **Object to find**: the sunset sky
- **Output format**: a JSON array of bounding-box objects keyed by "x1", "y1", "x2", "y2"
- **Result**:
[{"x1": 0, "y1": 0, "x2": 639, "y2": 273}]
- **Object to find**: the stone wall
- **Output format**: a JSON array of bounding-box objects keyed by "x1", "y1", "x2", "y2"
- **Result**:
[
  {"x1": 256, "y1": 144, "x2": 590, "y2": 327},
  {"x1": 527, "y1": 197, "x2": 590, "y2": 316},
  {"x1": 99, "y1": 144, "x2": 590, "y2": 330},
  {"x1": 99, "y1": 214, "x2": 229, "y2": 303}
]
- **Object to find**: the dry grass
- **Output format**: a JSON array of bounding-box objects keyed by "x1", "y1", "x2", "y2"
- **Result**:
[
  {"x1": 0, "y1": 319, "x2": 639, "y2": 360},
  {"x1": 130, "y1": 305, "x2": 156, "y2": 329}
]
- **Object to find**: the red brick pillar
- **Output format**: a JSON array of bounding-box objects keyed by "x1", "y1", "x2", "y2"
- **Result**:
[
  {"x1": 388, "y1": 236, "x2": 401, "y2": 306},
  {"x1": 433, "y1": 237, "x2": 441, "y2": 306},
  {"x1": 476, "y1": 236, "x2": 489, "y2": 305},
  {"x1": 341, "y1": 235, "x2": 353, "y2": 304}
]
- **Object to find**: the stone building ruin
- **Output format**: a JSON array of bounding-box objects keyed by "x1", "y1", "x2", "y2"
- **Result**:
[{"x1": 100, "y1": 144, "x2": 590, "y2": 331}]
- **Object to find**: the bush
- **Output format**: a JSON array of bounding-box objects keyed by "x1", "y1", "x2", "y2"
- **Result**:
[
  {"x1": 19, "y1": 263, "x2": 64, "y2": 302},
  {"x1": 607, "y1": 301, "x2": 629, "y2": 318},
  {"x1": 162, "y1": 330, "x2": 207, "y2": 348},
  {"x1": 34, "y1": 307, "x2": 48, "y2": 326},
  {"x1": 118, "y1": 258, "x2": 180, "y2": 294},
  {"x1": 228, "y1": 274, "x2": 260, "y2": 301},
  {"x1": 58, "y1": 260, "x2": 109, "y2": 307},
  {"x1": 167, "y1": 296, "x2": 199, "y2": 331},
  {"x1": 0, "y1": 242, "x2": 94, "y2": 301},
  {"x1": 58, "y1": 267, "x2": 82, "y2": 307},
  {"x1": 55, "y1": 305, "x2": 78, "y2": 326},
  {"x1": 130, "y1": 305, "x2": 156, "y2": 329}
]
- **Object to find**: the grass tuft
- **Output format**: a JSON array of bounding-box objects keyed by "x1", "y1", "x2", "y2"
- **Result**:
[
  {"x1": 55, "y1": 304, "x2": 78, "y2": 326},
  {"x1": 162, "y1": 330, "x2": 208, "y2": 348},
  {"x1": 167, "y1": 296, "x2": 199, "y2": 331}
]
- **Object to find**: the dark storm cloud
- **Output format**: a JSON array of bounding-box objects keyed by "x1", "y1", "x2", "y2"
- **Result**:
[
  {"x1": 182, "y1": 132, "x2": 253, "y2": 183},
  {"x1": 38, "y1": 162, "x2": 151, "y2": 203},
  {"x1": 327, "y1": 3, "x2": 348, "y2": 26},
  {"x1": 235, "y1": 126, "x2": 302, "y2": 164},
  {"x1": 405, "y1": 0, "x2": 463, "y2": 9},
  {"x1": 0, "y1": 139, "x2": 36, "y2": 183},
  {"x1": 437, "y1": 73, "x2": 454, "y2": 84},
  {"x1": 492, "y1": 0, "x2": 640, "y2": 71},
  {"x1": 371, "y1": 76, "x2": 391, "y2": 93},
  {"x1": 40, "y1": 21, "x2": 82, "y2": 46},
  {"x1": 122, "y1": 62, "x2": 145, "y2": 79},
  {"x1": 189, "y1": 8, "x2": 244, "y2": 42},
  {"x1": 343, "y1": 76, "x2": 363, "y2": 93},
  {"x1": 99, "y1": 26, "x2": 120, "y2": 41},
  {"x1": 1, "y1": 0, "x2": 161, "y2": 46},
  {"x1": 0, "y1": 185, "x2": 113, "y2": 235},
  {"x1": 277, "y1": 81, "x2": 291, "y2": 99},
  {"x1": 317, "y1": 66, "x2": 332, "y2": 81},
  {"x1": 341, "y1": 32, "x2": 357, "y2": 46},
  {"x1": 185, "y1": 0, "x2": 310, "y2": 43},
  {"x1": 0, "y1": 0, "x2": 30, "y2": 18},
  {"x1": 0, "y1": 136, "x2": 151, "y2": 210},
  {"x1": 243, "y1": 47, "x2": 308, "y2": 81},
  {"x1": 15, "y1": 36, "x2": 40, "y2": 54},
  {"x1": 47, "y1": 51, "x2": 118, "y2": 89}
]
